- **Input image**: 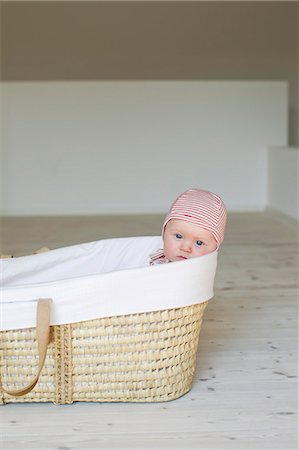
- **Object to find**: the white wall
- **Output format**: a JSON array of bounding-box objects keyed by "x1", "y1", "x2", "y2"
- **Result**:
[
  {"x1": 0, "y1": 84, "x2": 3, "y2": 214},
  {"x1": 268, "y1": 147, "x2": 299, "y2": 221},
  {"x1": 1, "y1": 81, "x2": 287, "y2": 215}
]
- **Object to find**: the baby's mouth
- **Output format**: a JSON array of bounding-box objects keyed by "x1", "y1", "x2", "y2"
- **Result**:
[{"x1": 177, "y1": 256, "x2": 187, "y2": 260}]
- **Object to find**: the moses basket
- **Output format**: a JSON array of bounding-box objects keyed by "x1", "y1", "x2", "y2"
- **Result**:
[{"x1": 0, "y1": 236, "x2": 217, "y2": 404}]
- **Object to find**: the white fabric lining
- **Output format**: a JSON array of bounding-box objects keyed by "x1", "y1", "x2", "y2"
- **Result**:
[{"x1": 0, "y1": 236, "x2": 217, "y2": 331}]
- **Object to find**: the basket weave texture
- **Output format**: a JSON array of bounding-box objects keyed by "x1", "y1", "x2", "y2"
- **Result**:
[{"x1": 0, "y1": 302, "x2": 207, "y2": 404}]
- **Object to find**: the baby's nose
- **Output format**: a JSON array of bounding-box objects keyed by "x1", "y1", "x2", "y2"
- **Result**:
[{"x1": 180, "y1": 241, "x2": 192, "y2": 253}]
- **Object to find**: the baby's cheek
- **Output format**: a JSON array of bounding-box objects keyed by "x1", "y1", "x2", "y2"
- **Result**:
[
  {"x1": 194, "y1": 247, "x2": 210, "y2": 257},
  {"x1": 164, "y1": 241, "x2": 177, "y2": 261}
]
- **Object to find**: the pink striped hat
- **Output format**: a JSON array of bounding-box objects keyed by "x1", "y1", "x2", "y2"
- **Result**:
[{"x1": 163, "y1": 188, "x2": 227, "y2": 248}]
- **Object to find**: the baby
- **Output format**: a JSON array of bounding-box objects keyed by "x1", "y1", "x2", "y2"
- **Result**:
[{"x1": 150, "y1": 188, "x2": 227, "y2": 265}]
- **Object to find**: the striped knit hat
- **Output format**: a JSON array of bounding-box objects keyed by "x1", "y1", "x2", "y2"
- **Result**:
[{"x1": 162, "y1": 188, "x2": 227, "y2": 248}]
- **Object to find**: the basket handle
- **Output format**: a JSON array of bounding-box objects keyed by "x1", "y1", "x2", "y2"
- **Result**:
[{"x1": 0, "y1": 298, "x2": 52, "y2": 397}]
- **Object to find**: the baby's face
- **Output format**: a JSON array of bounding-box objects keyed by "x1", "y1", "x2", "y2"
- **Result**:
[{"x1": 163, "y1": 219, "x2": 217, "y2": 262}]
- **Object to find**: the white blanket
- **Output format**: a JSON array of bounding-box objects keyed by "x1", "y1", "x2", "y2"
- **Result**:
[{"x1": 0, "y1": 236, "x2": 217, "y2": 331}]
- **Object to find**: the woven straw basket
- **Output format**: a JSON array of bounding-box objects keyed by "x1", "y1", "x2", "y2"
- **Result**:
[{"x1": 0, "y1": 299, "x2": 207, "y2": 404}]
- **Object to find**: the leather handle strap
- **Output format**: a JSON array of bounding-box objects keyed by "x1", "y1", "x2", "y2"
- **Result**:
[{"x1": 0, "y1": 299, "x2": 52, "y2": 397}]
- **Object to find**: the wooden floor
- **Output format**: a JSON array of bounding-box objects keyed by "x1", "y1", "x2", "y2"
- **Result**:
[{"x1": 0, "y1": 212, "x2": 298, "y2": 449}]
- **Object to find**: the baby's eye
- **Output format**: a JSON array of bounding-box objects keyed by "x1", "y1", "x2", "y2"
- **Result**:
[
  {"x1": 195, "y1": 240, "x2": 204, "y2": 247},
  {"x1": 175, "y1": 234, "x2": 183, "y2": 239}
]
